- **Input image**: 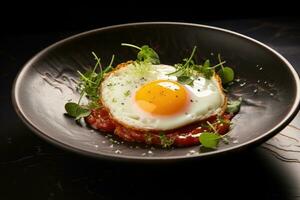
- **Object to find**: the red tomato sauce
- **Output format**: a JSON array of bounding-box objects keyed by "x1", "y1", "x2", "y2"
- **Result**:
[{"x1": 85, "y1": 107, "x2": 233, "y2": 147}]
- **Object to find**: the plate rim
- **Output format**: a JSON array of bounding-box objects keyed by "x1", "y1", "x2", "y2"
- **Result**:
[{"x1": 12, "y1": 21, "x2": 300, "y2": 162}]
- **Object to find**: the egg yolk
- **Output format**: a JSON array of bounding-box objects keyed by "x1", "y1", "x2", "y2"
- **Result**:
[{"x1": 135, "y1": 80, "x2": 188, "y2": 115}]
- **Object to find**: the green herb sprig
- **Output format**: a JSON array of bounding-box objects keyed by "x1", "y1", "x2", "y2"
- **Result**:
[
  {"x1": 168, "y1": 46, "x2": 231, "y2": 86},
  {"x1": 226, "y1": 97, "x2": 242, "y2": 114},
  {"x1": 64, "y1": 102, "x2": 91, "y2": 120},
  {"x1": 159, "y1": 132, "x2": 174, "y2": 148},
  {"x1": 199, "y1": 132, "x2": 221, "y2": 149},
  {"x1": 77, "y1": 52, "x2": 115, "y2": 102},
  {"x1": 121, "y1": 43, "x2": 160, "y2": 64},
  {"x1": 199, "y1": 118, "x2": 231, "y2": 149},
  {"x1": 217, "y1": 54, "x2": 234, "y2": 84},
  {"x1": 168, "y1": 46, "x2": 198, "y2": 85},
  {"x1": 65, "y1": 52, "x2": 115, "y2": 120},
  {"x1": 200, "y1": 97, "x2": 242, "y2": 148}
]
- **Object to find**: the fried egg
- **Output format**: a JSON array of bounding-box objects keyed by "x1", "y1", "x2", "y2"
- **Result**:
[{"x1": 100, "y1": 62, "x2": 226, "y2": 131}]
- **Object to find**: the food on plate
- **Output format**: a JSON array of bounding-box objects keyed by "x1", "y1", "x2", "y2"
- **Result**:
[{"x1": 65, "y1": 44, "x2": 241, "y2": 148}]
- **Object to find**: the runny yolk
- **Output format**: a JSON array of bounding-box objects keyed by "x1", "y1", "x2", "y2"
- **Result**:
[{"x1": 135, "y1": 80, "x2": 188, "y2": 115}]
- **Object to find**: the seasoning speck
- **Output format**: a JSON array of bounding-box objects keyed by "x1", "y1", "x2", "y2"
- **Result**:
[
  {"x1": 233, "y1": 139, "x2": 239, "y2": 144},
  {"x1": 115, "y1": 149, "x2": 122, "y2": 154},
  {"x1": 239, "y1": 82, "x2": 246, "y2": 87},
  {"x1": 186, "y1": 150, "x2": 197, "y2": 156}
]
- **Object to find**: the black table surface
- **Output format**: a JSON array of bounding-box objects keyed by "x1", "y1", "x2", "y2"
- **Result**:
[{"x1": 1, "y1": 18, "x2": 300, "y2": 199}]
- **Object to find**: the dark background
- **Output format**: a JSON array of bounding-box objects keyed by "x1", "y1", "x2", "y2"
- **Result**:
[
  {"x1": 1, "y1": 2, "x2": 300, "y2": 33},
  {"x1": 1, "y1": 3, "x2": 300, "y2": 200}
]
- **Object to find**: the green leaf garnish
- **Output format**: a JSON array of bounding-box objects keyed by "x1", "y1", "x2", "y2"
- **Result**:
[
  {"x1": 217, "y1": 54, "x2": 234, "y2": 84},
  {"x1": 198, "y1": 60, "x2": 214, "y2": 79},
  {"x1": 65, "y1": 52, "x2": 115, "y2": 120},
  {"x1": 199, "y1": 132, "x2": 221, "y2": 149},
  {"x1": 88, "y1": 101, "x2": 101, "y2": 110},
  {"x1": 226, "y1": 97, "x2": 242, "y2": 114},
  {"x1": 121, "y1": 43, "x2": 160, "y2": 64},
  {"x1": 77, "y1": 52, "x2": 115, "y2": 102},
  {"x1": 65, "y1": 102, "x2": 91, "y2": 120},
  {"x1": 138, "y1": 45, "x2": 160, "y2": 64},
  {"x1": 169, "y1": 47, "x2": 227, "y2": 84},
  {"x1": 168, "y1": 46, "x2": 199, "y2": 84},
  {"x1": 198, "y1": 118, "x2": 233, "y2": 149},
  {"x1": 218, "y1": 67, "x2": 234, "y2": 84},
  {"x1": 203, "y1": 59, "x2": 210, "y2": 68},
  {"x1": 177, "y1": 76, "x2": 193, "y2": 85}
]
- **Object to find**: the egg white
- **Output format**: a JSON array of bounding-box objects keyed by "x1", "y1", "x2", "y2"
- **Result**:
[{"x1": 100, "y1": 62, "x2": 226, "y2": 131}]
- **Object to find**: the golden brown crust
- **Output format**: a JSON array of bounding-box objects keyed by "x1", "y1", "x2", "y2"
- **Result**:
[
  {"x1": 214, "y1": 73, "x2": 228, "y2": 115},
  {"x1": 100, "y1": 62, "x2": 228, "y2": 132}
]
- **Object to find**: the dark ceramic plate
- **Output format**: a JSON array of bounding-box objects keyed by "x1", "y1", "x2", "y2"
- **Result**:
[{"x1": 12, "y1": 22, "x2": 300, "y2": 162}]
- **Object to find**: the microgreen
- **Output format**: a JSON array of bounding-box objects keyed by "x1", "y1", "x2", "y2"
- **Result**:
[
  {"x1": 177, "y1": 76, "x2": 193, "y2": 85},
  {"x1": 197, "y1": 59, "x2": 214, "y2": 79},
  {"x1": 206, "y1": 121, "x2": 217, "y2": 133},
  {"x1": 77, "y1": 52, "x2": 115, "y2": 102},
  {"x1": 226, "y1": 97, "x2": 242, "y2": 114},
  {"x1": 169, "y1": 47, "x2": 235, "y2": 87},
  {"x1": 217, "y1": 54, "x2": 234, "y2": 84},
  {"x1": 198, "y1": 119, "x2": 232, "y2": 149},
  {"x1": 121, "y1": 43, "x2": 160, "y2": 64},
  {"x1": 199, "y1": 132, "x2": 221, "y2": 149},
  {"x1": 65, "y1": 52, "x2": 115, "y2": 120},
  {"x1": 168, "y1": 46, "x2": 198, "y2": 83},
  {"x1": 159, "y1": 132, "x2": 174, "y2": 148},
  {"x1": 65, "y1": 102, "x2": 91, "y2": 120},
  {"x1": 168, "y1": 47, "x2": 217, "y2": 85}
]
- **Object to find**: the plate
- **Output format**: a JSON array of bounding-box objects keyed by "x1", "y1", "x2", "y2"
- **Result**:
[{"x1": 12, "y1": 22, "x2": 300, "y2": 162}]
